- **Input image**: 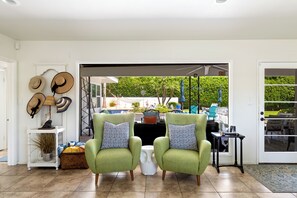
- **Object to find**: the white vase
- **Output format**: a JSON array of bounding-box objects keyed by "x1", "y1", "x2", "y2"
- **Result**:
[{"x1": 43, "y1": 153, "x2": 52, "y2": 161}]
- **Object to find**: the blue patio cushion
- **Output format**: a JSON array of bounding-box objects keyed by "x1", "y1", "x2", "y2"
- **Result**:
[{"x1": 101, "y1": 121, "x2": 129, "y2": 149}]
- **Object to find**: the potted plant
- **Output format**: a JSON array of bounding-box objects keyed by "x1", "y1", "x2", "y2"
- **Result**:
[
  {"x1": 109, "y1": 100, "x2": 117, "y2": 107},
  {"x1": 33, "y1": 133, "x2": 55, "y2": 161}
]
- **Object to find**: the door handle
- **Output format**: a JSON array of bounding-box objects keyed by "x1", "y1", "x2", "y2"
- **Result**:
[
  {"x1": 260, "y1": 117, "x2": 265, "y2": 121},
  {"x1": 260, "y1": 112, "x2": 264, "y2": 115}
]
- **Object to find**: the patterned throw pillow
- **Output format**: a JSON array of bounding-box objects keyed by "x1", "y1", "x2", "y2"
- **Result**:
[
  {"x1": 168, "y1": 124, "x2": 197, "y2": 150},
  {"x1": 101, "y1": 121, "x2": 129, "y2": 149}
]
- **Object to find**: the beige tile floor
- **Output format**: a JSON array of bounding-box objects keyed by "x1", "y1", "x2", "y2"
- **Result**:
[{"x1": 0, "y1": 163, "x2": 296, "y2": 198}]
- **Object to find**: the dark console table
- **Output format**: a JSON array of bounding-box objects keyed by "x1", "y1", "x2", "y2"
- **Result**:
[
  {"x1": 134, "y1": 122, "x2": 166, "y2": 145},
  {"x1": 134, "y1": 120, "x2": 219, "y2": 146}
]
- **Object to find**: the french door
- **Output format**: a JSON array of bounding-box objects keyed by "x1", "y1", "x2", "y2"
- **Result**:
[{"x1": 259, "y1": 63, "x2": 297, "y2": 163}]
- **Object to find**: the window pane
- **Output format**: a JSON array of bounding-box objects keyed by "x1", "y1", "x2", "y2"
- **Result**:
[
  {"x1": 91, "y1": 84, "x2": 96, "y2": 97},
  {"x1": 96, "y1": 85, "x2": 100, "y2": 96}
]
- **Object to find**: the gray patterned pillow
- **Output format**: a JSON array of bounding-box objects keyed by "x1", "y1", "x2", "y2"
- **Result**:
[
  {"x1": 101, "y1": 121, "x2": 129, "y2": 149},
  {"x1": 168, "y1": 124, "x2": 197, "y2": 150}
]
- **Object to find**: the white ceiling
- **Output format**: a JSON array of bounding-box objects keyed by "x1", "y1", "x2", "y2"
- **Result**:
[{"x1": 1, "y1": 0, "x2": 297, "y2": 40}]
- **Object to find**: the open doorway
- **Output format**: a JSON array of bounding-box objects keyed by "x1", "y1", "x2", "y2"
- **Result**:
[
  {"x1": 78, "y1": 63, "x2": 230, "y2": 151},
  {"x1": 0, "y1": 62, "x2": 7, "y2": 162}
]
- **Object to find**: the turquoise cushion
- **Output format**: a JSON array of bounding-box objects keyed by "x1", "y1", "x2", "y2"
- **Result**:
[
  {"x1": 163, "y1": 149, "x2": 199, "y2": 175},
  {"x1": 96, "y1": 148, "x2": 132, "y2": 173},
  {"x1": 168, "y1": 124, "x2": 197, "y2": 150},
  {"x1": 101, "y1": 121, "x2": 129, "y2": 149}
]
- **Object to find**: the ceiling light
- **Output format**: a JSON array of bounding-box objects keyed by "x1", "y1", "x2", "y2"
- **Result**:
[
  {"x1": 2, "y1": 0, "x2": 20, "y2": 6},
  {"x1": 216, "y1": 0, "x2": 227, "y2": 3}
]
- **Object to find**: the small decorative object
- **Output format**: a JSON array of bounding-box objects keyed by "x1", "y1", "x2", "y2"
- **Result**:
[
  {"x1": 26, "y1": 93, "x2": 46, "y2": 118},
  {"x1": 43, "y1": 96, "x2": 56, "y2": 119},
  {"x1": 230, "y1": 125, "x2": 236, "y2": 132},
  {"x1": 51, "y1": 72, "x2": 74, "y2": 95},
  {"x1": 56, "y1": 97, "x2": 72, "y2": 113},
  {"x1": 39, "y1": 120, "x2": 54, "y2": 129},
  {"x1": 33, "y1": 133, "x2": 55, "y2": 161},
  {"x1": 28, "y1": 75, "x2": 46, "y2": 93}
]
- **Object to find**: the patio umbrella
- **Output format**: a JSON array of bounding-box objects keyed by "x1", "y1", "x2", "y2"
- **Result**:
[
  {"x1": 179, "y1": 80, "x2": 186, "y2": 109},
  {"x1": 218, "y1": 86, "x2": 222, "y2": 106}
]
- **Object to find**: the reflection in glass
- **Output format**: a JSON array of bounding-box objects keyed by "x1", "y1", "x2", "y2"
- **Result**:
[{"x1": 265, "y1": 119, "x2": 297, "y2": 152}]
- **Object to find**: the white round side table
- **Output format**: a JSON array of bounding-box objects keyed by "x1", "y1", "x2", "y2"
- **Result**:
[{"x1": 140, "y1": 145, "x2": 158, "y2": 175}]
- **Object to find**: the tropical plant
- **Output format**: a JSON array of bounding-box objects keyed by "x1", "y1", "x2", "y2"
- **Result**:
[{"x1": 33, "y1": 133, "x2": 55, "y2": 154}]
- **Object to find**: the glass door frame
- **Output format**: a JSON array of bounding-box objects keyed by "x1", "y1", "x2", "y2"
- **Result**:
[{"x1": 259, "y1": 62, "x2": 297, "y2": 163}]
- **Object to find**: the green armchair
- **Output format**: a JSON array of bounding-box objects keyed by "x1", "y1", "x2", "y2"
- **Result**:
[
  {"x1": 85, "y1": 113, "x2": 142, "y2": 185},
  {"x1": 153, "y1": 113, "x2": 211, "y2": 185}
]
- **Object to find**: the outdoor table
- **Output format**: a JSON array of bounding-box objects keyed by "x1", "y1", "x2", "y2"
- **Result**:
[{"x1": 211, "y1": 132, "x2": 245, "y2": 173}]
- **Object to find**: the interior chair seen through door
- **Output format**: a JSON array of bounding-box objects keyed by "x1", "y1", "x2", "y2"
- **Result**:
[
  {"x1": 153, "y1": 113, "x2": 211, "y2": 185},
  {"x1": 85, "y1": 113, "x2": 142, "y2": 185}
]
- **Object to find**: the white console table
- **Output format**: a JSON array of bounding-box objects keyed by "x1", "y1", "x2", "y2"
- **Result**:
[{"x1": 27, "y1": 126, "x2": 64, "y2": 170}]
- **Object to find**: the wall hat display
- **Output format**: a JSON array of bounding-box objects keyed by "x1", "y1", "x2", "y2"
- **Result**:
[
  {"x1": 28, "y1": 75, "x2": 46, "y2": 93},
  {"x1": 51, "y1": 72, "x2": 74, "y2": 95},
  {"x1": 56, "y1": 97, "x2": 72, "y2": 113},
  {"x1": 26, "y1": 92, "x2": 46, "y2": 118}
]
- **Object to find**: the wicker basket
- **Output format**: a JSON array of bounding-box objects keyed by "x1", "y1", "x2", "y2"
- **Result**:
[{"x1": 60, "y1": 152, "x2": 88, "y2": 169}]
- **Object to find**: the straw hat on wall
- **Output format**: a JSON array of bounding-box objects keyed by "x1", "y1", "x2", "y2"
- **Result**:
[
  {"x1": 51, "y1": 72, "x2": 74, "y2": 95},
  {"x1": 26, "y1": 93, "x2": 46, "y2": 118},
  {"x1": 28, "y1": 76, "x2": 46, "y2": 93}
]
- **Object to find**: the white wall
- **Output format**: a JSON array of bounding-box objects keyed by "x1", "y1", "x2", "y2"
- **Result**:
[
  {"x1": 16, "y1": 40, "x2": 297, "y2": 164},
  {"x1": 0, "y1": 34, "x2": 16, "y2": 61}
]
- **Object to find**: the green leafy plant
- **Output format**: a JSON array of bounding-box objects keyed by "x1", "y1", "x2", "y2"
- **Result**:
[
  {"x1": 33, "y1": 133, "x2": 55, "y2": 154},
  {"x1": 132, "y1": 102, "x2": 140, "y2": 108},
  {"x1": 131, "y1": 102, "x2": 144, "y2": 112},
  {"x1": 167, "y1": 102, "x2": 178, "y2": 109},
  {"x1": 155, "y1": 104, "x2": 170, "y2": 113}
]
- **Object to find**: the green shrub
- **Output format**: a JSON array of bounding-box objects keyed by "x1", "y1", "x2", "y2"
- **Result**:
[
  {"x1": 167, "y1": 102, "x2": 178, "y2": 109},
  {"x1": 155, "y1": 104, "x2": 170, "y2": 113}
]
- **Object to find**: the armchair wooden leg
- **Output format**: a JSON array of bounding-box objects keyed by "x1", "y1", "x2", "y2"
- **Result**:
[
  {"x1": 162, "y1": 170, "x2": 166, "y2": 180},
  {"x1": 95, "y1": 174, "x2": 99, "y2": 185},
  {"x1": 130, "y1": 170, "x2": 134, "y2": 181},
  {"x1": 196, "y1": 175, "x2": 200, "y2": 186}
]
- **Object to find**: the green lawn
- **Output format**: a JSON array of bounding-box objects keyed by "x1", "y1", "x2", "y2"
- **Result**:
[{"x1": 264, "y1": 111, "x2": 279, "y2": 117}]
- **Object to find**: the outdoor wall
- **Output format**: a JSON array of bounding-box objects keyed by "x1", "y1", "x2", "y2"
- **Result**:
[{"x1": 16, "y1": 39, "x2": 297, "y2": 164}]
